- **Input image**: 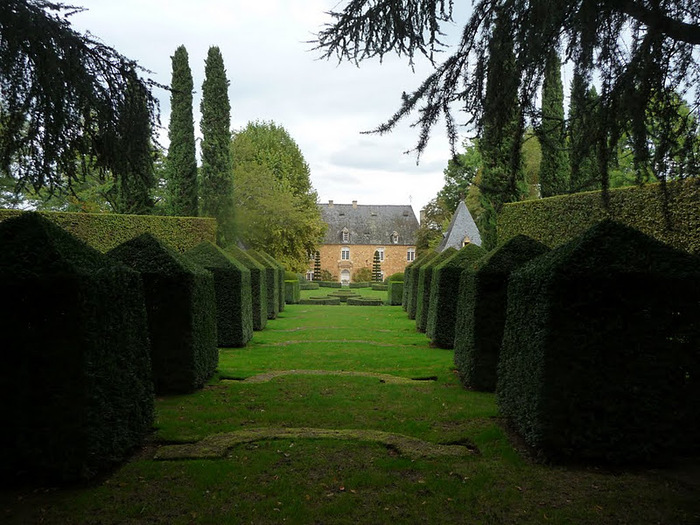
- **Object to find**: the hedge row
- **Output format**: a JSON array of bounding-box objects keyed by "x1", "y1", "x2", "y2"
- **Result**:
[
  {"x1": 225, "y1": 245, "x2": 268, "y2": 331},
  {"x1": 109, "y1": 234, "x2": 218, "y2": 394},
  {"x1": 319, "y1": 281, "x2": 342, "y2": 288},
  {"x1": 186, "y1": 242, "x2": 253, "y2": 348},
  {"x1": 416, "y1": 248, "x2": 457, "y2": 333},
  {"x1": 300, "y1": 282, "x2": 320, "y2": 290},
  {"x1": 249, "y1": 250, "x2": 280, "y2": 319},
  {"x1": 0, "y1": 209, "x2": 217, "y2": 253},
  {"x1": 0, "y1": 213, "x2": 154, "y2": 483},
  {"x1": 498, "y1": 179, "x2": 700, "y2": 254},
  {"x1": 387, "y1": 281, "x2": 404, "y2": 306},
  {"x1": 300, "y1": 297, "x2": 341, "y2": 305},
  {"x1": 426, "y1": 244, "x2": 486, "y2": 348},
  {"x1": 349, "y1": 281, "x2": 372, "y2": 288},
  {"x1": 453, "y1": 235, "x2": 549, "y2": 391},
  {"x1": 347, "y1": 297, "x2": 384, "y2": 306},
  {"x1": 371, "y1": 283, "x2": 388, "y2": 291},
  {"x1": 405, "y1": 251, "x2": 438, "y2": 319},
  {"x1": 284, "y1": 280, "x2": 301, "y2": 304},
  {"x1": 497, "y1": 220, "x2": 700, "y2": 464}
]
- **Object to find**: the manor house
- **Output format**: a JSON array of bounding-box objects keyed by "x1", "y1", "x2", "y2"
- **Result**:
[{"x1": 310, "y1": 200, "x2": 420, "y2": 283}]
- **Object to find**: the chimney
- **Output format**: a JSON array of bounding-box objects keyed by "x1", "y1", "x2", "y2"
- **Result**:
[
  {"x1": 328, "y1": 200, "x2": 334, "y2": 208},
  {"x1": 352, "y1": 200, "x2": 357, "y2": 209}
]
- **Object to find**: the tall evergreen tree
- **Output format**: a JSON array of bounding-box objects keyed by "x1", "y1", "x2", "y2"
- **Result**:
[
  {"x1": 111, "y1": 68, "x2": 155, "y2": 215},
  {"x1": 537, "y1": 50, "x2": 568, "y2": 197},
  {"x1": 166, "y1": 45, "x2": 198, "y2": 216},
  {"x1": 568, "y1": 70, "x2": 601, "y2": 193},
  {"x1": 478, "y1": 6, "x2": 523, "y2": 249},
  {"x1": 200, "y1": 46, "x2": 234, "y2": 245}
]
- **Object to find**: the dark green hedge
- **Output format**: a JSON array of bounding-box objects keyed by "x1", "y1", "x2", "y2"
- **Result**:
[
  {"x1": 109, "y1": 234, "x2": 219, "y2": 394},
  {"x1": 386, "y1": 272, "x2": 404, "y2": 282},
  {"x1": 328, "y1": 291, "x2": 361, "y2": 303},
  {"x1": 186, "y1": 242, "x2": 253, "y2": 348},
  {"x1": 497, "y1": 220, "x2": 700, "y2": 464},
  {"x1": 248, "y1": 250, "x2": 280, "y2": 320},
  {"x1": 300, "y1": 297, "x2": 341, "y2": 305},
  {"x1": 371, "y1": 283, "x2": 388, "y2": 291},
  {"x1": 426, "y1": 244, "x2": 487, "y2": 348},
  {"x1": 349, "y1": 281, "x2": 371, "y2": 288},
  {"x1": 284, "y1": 280, "x2": 301, "y2": 304},
  {"x1": 347, "y1": 297, "x2": 384, "y2": 306},
  {"x1": 416, "y1": 248, "x2": 457, "y2": 333},
  {"x1": 0, "y1": 209, "x2": 217, "y2": 253},
  {"x1": 387, "y1": 281, "x2": 404, "y2": 306},
  {"x1": 300, "y1": 282, "x2": 320, "y2": 290},
  {"x1": 453, "y1": 235, "x2": 549, "y2": 391},
  {"x1": 225, "y1": 245, "x2": 268, "y2": 331},
  {"x1": 498, "y1": 179, "x2": 700, "y2": 254},
  {"x1": 0, "y1": 213, "x2": 154, "y2": 483},
  {"x1": 319, "y1": 281, "x2": 342, "y2": 288},
  {"x1": 405, "y1": 251, "x2": 437, "y2": 319},
  {"x1": 255, "y1": 250, "x2": 285, "y2": 313}
]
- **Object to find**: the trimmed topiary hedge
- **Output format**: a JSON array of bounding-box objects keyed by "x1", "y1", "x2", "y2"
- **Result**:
[
  {"x1": 347, "y1": 297, "x2": 384, "y2": 306},
  {"x1": 300, "y1": 281, "x2": 320, "y2": 290},
  {"x1": 498, "y1": 179, "x2": 700, "y2": 254},
  {"x1": 371, "y1": 283, "x2": 388, "y2": 291},
  {"x1": 0, "y1": 213, "x2": 154, "y2": 483},
  {"x1": 108, "y1": 234, "x2": 219, "y2": 394},
  {"x1": 406, "y1": 251, "x2": 438, "y2": 319},
  {"x1": 224, "y1": 245, "x2": 268, "y2": 331},
  {"x1": 254, "y1": 250, "x2": 285, "y2": 313},
  {"x1": 386, "y1": 272, "x2": 404, "y2": 282},
  {"x1": 498, "y1": 220, "x2": 700, "y2": 464},
  {"x1": 416, "y1": 248, "x2": 457, "y2": 333},
  {"x1": 453, "y1": 235, "x2": 549, "y2": 391},
  {"x1": 248, "y1": 250, "x2": 280, "y2": 320},
  {"x1": 284, "y1": 280, "x2": 301, "y2": 304},
  {"x1": 426, "y1": 244, "x2": 487, "y2": 348},
  {"x1": 0, "y1": 209, "x2": 217, "y2": 253},
  {"x1": 349, "y1": 281, "x2": 371, "y2": 288},
  {"x1": 319, "y1": 281, "x2": 342, "y2": 288},
  {"x1": 186, "y1": 242, "x2": 253, "y2": 348},
  {"x1": 300, "y1": 297, "x2": 341, "y2": 305},
  {"x1": 387, "y1": 281, "x2": 404, "y2": 305}
]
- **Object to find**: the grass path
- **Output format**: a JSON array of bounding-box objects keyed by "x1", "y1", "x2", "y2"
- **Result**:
[{"x1": 2, "y1": 296, "x2": 699, "y2": 524}]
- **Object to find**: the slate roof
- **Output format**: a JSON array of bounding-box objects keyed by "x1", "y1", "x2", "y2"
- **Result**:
[
  {"x1": 319, "y1": 201, "x2": 419, "y2": 245},
  {"x1": 437, "y1": 200, "x2": 482, "y2": 250}
]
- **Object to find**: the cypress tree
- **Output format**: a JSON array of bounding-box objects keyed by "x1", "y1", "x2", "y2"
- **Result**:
[
  {"x1": 538, "y1": 50, "x2": 569, "y2": 197},
  {"x1": 478, "y1": 6, "x2": 523, "y2": 248},
  {"x1": 112, "y1": 68, "x2": 155, "y2": 215},
  {"x1": 166, "y1": 45, "x2": 198, "y2": 216},
  {"x1": 568, "y1": 69, "x2": 601, "y2": 193},
  {"x1": 200, "y1": 46, "x2": 234, "y2": 245}
]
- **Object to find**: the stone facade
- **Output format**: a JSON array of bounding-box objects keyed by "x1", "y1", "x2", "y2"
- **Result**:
[{"x1": 308, "y1": 201, "x2": 419, "y2": 283}]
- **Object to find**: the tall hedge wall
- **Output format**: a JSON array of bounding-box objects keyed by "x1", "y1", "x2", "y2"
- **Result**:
[
  {"x1": 0, "y1": 213, "x2": 154, "y2": 483},
  {"x1": 108, "y1": 234, "x2": 219, "y2": 394},
  {"x1": 249, "y1": 249, "x2": 280, "y2": 319},
  {"x1": 453, "y1": 235, "x2": 549, "y2": 392},
  {"x1": 387, "y1": 280, "x2": 404, "y2": 305},
  {"x1": 251, "y1": 249, "x2": 285, "y2": 312},
  {"x1": 497, "y1": 220, "x2": 700, "y2": 464},
  {"x1": 186, "y1": 242, "x2": 253, "y2": 348},
  {"x1": 225, "y1": 245, "x2": 268, "y2": 331},
  {"x1": 498, "y1": 179, "x2": 700, "y2": 254},
  {"x1": 415, "y1": 248, "x2": 457, "y2": 333},
  {"x1": 406, "y1": 251, "x2": 438, "y2": 319},
  {"x1": 0, "y1": 209, "x2": 217, "y2": 253},
  {"x1": 426, "y1": 244, "x2": 487, "y2": 348}
]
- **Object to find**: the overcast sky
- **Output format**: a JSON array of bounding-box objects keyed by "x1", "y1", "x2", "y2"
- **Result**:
[{"x1": 69, "y1": 0, "x2": 468, "y2": 216}]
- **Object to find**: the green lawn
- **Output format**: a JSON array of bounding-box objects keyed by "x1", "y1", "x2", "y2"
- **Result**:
[{"x1": 2, "y1": 293, "x2": 699, "y2": 524}]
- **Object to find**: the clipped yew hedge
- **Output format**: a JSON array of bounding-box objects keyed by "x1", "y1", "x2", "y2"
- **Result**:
[
  {"x1": 249, "y1": 249, "x2": 280, "y2": 320},
  {"x1": 426, "y1": 244, "x2": 487, "y2": 348},
  {"x1": 347, "y1": 297, "x2": 384, "y2": 306},
  {"x1": 387, "y1": 281, "x2": 404, "y2": 305},
  {"x1": 0, "y1": 209, "x2": 216, "y2": 253},
  {"x1": 225, "y1": 245, "x2": 268, "y2": 331},
  {"x1": 498, "y1": 179, "x2": 700, "y2": 254},
  {"x1": 498, "y1": 220, "x2": 700, "y2": 464},
  {"x1": 453, "y1": 235, "x2": 549, "y2": 392},
  {"x1": 252, "y1": 250, "x2": 285, "y2": 313},
  {"x1": 0, "y1": 213, "x2": 154, "y2": 483},
  {"x1": 406, "y1": 251, "x2": 438, "y2": 319},
  {"x1": 300, "y1": 282, "x2": 320, "y2": 290},
  {"x1": 416, "y1": 248, "x2": 457, "y2": 333},
  {"x1": 300, "y1": 297, "x2": 341, "y2": 305},
  {"x1": 285, "y1": 280, "x2": 301, "y2": 304},
  {"x1": 186, "y1": 242, "x2": 253, "y2": 348},
  {"x1": 109, "y1": 234, "x2": 219, "y2": 394}
]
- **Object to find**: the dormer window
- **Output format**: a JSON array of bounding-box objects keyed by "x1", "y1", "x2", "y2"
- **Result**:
[
  {"x1": 342, "y1": 227, "x2": 349, "y2": 243},
  {"x1": 463, "y1": 236, "x2": 471, "y2": 247},
  {"x1": 390, "y1": 231, "x2": 399, "y2": 244}
]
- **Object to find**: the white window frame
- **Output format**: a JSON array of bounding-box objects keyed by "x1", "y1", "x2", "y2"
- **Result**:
[
  {"x1": 407, "y1": 248, "x2": 416, "y2": 262},
  {"x1": 341, "y1": 247, "x2": 350, "y2": 260},
  {"x1": 377, "y1": 247, "x2": 385, "y2": 262}
]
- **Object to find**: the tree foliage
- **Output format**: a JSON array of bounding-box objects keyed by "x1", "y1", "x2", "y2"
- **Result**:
[
  {"x1": 166, "y1": 45, "x2": 198, "y2": 217},
  {"x1": 537, "y1": 50, "x2": 568, "y2": 197},
  {"x1": 200, "y1": 46, "x2": 234, "y2": 245},
  {"x1": 315, "y1": 0, "x2": 700, "y2": 185},
  {"x1": 0, "y1": 0, "x2": 158, "y2": 195},
  {"x1": 231, "y1": 121, "x2": 326, "y2": 272}
]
